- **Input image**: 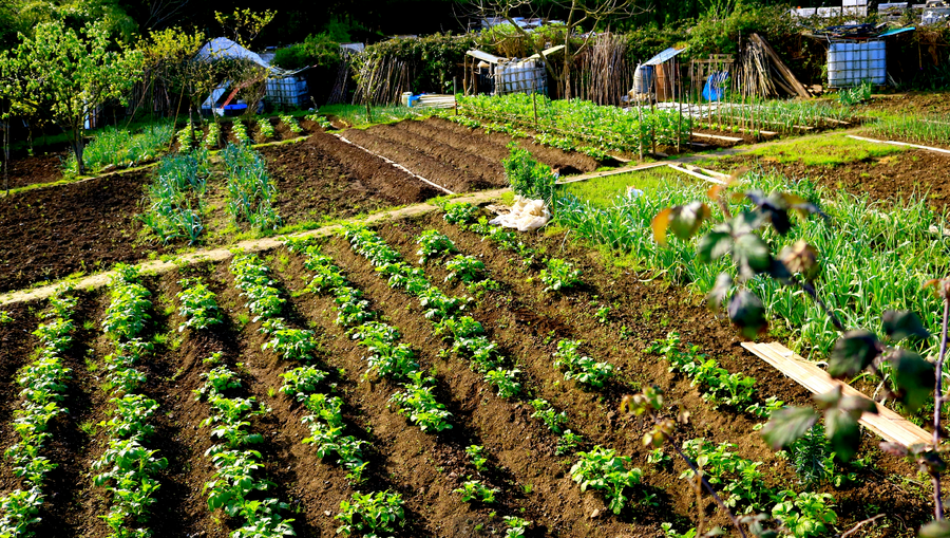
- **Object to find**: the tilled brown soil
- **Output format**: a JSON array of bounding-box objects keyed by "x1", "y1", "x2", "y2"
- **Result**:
[
  {"x1": 260, "y1": 130, "x2": 440, "y2": 225},
  {"x1": 344, "y1": 118, "x2": 602, "y2": 193},
  {"x1": 0, "y1": 170, "x2": 162, "y2": 293},
  {"x1": 2, "y1": 151, "x2": 68, "y2": 188},
  {"x1": 712, "y1": 148, "x2": 950, "y2": 216},
  {"x1": 0, "y1": 213, "x2": 932, "y2": 537}
]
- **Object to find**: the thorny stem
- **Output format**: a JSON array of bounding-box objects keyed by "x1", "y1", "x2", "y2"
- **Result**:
[
  {"x1": 671, "y1": 443, "x2": 748, "y2": 538},
  {"x1": 933, "y1": 297, "x2": 949, "y2": 520},
  {"x1": 796, "y1": 278, "x2": 845, "y2": 333}
]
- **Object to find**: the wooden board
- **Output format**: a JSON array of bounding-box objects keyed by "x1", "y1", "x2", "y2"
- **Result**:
[
  {"x1": 742, "y1": 341, "x2": 932, "y2": 448},
  {"x1": 667, "y1": 163, "x2": 727, "y2": 185},
  {"x1": 847, "y1": 134, "x2": 950, "y2": 156}
]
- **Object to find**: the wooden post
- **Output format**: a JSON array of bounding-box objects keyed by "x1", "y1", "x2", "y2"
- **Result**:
[
  {"x1": 636, "y1": 98, "x2": 644, "y2": 161},
  {"x1": 454, "y1": 77, "x2": 458, "y2": 116},
  {"x1": 532, "y1": 92, "x2": 539, "y2": 128},
  {"x1": 677, "y1": 64, "x2": 683, "y2": 154}
]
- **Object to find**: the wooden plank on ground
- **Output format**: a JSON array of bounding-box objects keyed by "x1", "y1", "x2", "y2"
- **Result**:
[
  {"x1": 667, "y1": 163, "x2": 727, "y2": 185},
  {"x1": 846, "y1": 134, "x2": 950, "y2": 156},
  {"x1": 555, "y1": 162, "x2": 666, "y2": 185},
  {"x1": 691, "y1": 131, "x2": 743, "y2": 143},
  {"x1": 679, "y1": 163, "x2": 731, "y2": 181},
  {"x1": 742, "y1": 341, "x2": 932, "y2": 448}
]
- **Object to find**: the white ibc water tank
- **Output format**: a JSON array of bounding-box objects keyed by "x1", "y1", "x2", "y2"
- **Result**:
[{"x1": 827, "y1": 40, "x2": 886, "y2": 88}]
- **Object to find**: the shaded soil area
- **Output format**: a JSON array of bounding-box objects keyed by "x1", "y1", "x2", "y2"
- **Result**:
[
  {"x1": 259, "y1": 130, "x2": 440, "y2": 227},
  {"x1": 711, "y1": 148, "x2": 950, "y2": 215},
  {"x1": 0, "y1": 171, "x2": 162, "y2": 294},
  {"x1": 2, "y1": 151, "x2": 69, "y2": 188}
]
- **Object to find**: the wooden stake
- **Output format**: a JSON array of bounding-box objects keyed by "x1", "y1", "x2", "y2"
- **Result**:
[{"x1": 533, "y1": 92, "x2": 538, "y2": 128}]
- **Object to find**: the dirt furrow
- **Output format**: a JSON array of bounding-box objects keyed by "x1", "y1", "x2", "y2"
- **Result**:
[
  {"x1": 362, "y1": 123, "x2": 505, "y2": 185},
  {"x1": 314, "y1": 235, "x2": 671, "y2": 536},
  {"x1": 420, "y1": 117, "x2": 601, "y2": 175},
  {"x1": 343, "y1": 129, "x2": 490, "y2": 193}
]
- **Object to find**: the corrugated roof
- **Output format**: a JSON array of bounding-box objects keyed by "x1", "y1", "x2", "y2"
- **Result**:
[
  {"x1": 467, "y1": 50, "x2": 504, "y2": 64},
  {"x1": 644, "y1": 46, "x2": 687, "y2": 66}
]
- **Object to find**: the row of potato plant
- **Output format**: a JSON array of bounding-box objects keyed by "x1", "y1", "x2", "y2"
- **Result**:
[
  {"x1": 141, "y1": 149, "x2": 211, "y2": 244},
  {"x1": 339, "y1": 225, "x2": 643, "y2": 516},
  {"x1": 250, "y1": 247, "x2": 413, "y2": 535},
  {"x1": 286, "y1": 239, "x2": 533, "y2": 537},
  {"x1": 228, "y1": 255, "x2": 372, "y2": 484},
  {"x1": 414, "y1": 229, "x2": 612, "y2": 390},
  {"x1": 0, "y1": 293, "x2": 77, "y2": 537},
  {"x1": 93, "y1": 265, "x2": 167, "y2": 538},
  {"x1": 222, "y1": 143, "x2": 281, "y2": 232},
  {"x1": 439, "y1": 202, "x2": 841, "y2": 534},
  {"x1": 176, "y1": 276, "x2": 295, "y2": 538}
]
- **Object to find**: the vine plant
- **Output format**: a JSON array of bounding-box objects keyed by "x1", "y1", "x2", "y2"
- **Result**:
[{"x1": 647, "y1": 177, "x2": 945, "y2": 536}]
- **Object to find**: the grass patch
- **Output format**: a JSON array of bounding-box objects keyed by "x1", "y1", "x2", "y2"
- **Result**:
[
  {"x1": 743, "y1": 133, "x2": 906, "y2": 166},
  {"x1": 560, "y1": 166, "x2": 695, "y2": 207}
]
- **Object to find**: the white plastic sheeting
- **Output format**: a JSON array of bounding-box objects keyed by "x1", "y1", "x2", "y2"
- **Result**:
[{"x1": 490, "y1": 197, "x2": 551, "y2": 232}]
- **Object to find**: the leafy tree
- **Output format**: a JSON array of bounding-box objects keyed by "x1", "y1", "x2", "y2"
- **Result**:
[{"x1": 15, "y1": 20, "x2": 143, "y2": 175}]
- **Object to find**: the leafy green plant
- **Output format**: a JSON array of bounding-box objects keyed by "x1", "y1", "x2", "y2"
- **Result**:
[
  {"x1": 503, "y1": 516, "x2": 532, "y2": 538},
  {"x1": 442, "y1": 202, "x2": 479, "y2": 225},
  {"x1": 552, "y1": 339, "x2": 614, "y2": 389},
  {"x1": 771, "y1": 491, "x2": 837, "y2": 538},
  {"x1": 279, "y1": 115, "x2": 303, "y2": 134},
  {"x1": 466, "y1": 445, "x2": 488, "y2": 472},
  {"x1": 177, "y1": 277, "x2": 223, "y2": 331},
  {"x1": 539, "y1": 259, "x2": 582, "y2": 292},
  {"x1": 390, "y1": 372, "x2": 453, "y2": 433},
  {"x1": 570, "y1": 446, "x2": 643, "y2": 515},
  {"x1": 204, "y1": 122, "x2": 221, "y2": 150},
  {"x1": 279, "y1": 366, "x2": 328, "y2": 401},
  {"x1": 503, "y1": 143, "x2": 557, "y2": 200},
  {"x1": 415, "y1": 230, "x2": 456, "y2": 264},
  {"x1": 530, "y1": 398, "x2": 568, "y2": 434},
  {"x1": 454, "y1": 480, "x2": 498, "y2": 503},
  {"x1": 557, "y1": 430, "x2": 584, "y2": 455},
  {"x1": 0, "y1": 310, "x2": 13, "y2": 324},
  {"x1": 335, "y1": 490, "x2": 405, "y2": 537},
  {"x1": 257, "y1": 118, "x2": 276, "y2": 139}
]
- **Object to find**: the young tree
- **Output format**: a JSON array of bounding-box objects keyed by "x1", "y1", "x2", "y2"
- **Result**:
[{"x1": 15, "y1": 20, "x2": 144, "y2": 175}]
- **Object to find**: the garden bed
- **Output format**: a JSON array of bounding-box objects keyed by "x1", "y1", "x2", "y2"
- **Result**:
[
  {"x1": 0, "y1": 206, "x2": 932, "y2": 538},
  {"x1": 713, "y1": 147, "x2": 950, "y2": 215},
  {"x1": 260, "y1": 130, "x2": 442, "y2": 222},
  {"x1": 0, "y1": 170, "x2": 161, "y2": 293}
]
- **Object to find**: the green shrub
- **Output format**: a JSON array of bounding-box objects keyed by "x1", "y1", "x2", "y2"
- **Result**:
[{"x1": 502, "y1": 143, "x2": 556, "y2": 200}]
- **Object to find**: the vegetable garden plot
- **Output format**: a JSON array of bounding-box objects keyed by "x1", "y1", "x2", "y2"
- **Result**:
[
  {"x1": 342, "y1": 118, "x2": 600, "y2": 193},
  {"x1": 258, "y1": 130, "x2": 441, "y2": 212},
  {"x1": 415, "y1": 116, "x2": 601, "y2": 174},
  {"x1": 364, "y1": 208, "x2": 934, "y2": 534},
  {"x1": 0, "y1": 170, "x2": 165, "y2": 294},
  {"x1": 457, "y1": 94, "x2": 691, "y2": 157},
  {"x1": 713, "y1": 148, "x2": 950, "y2": 216}
]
